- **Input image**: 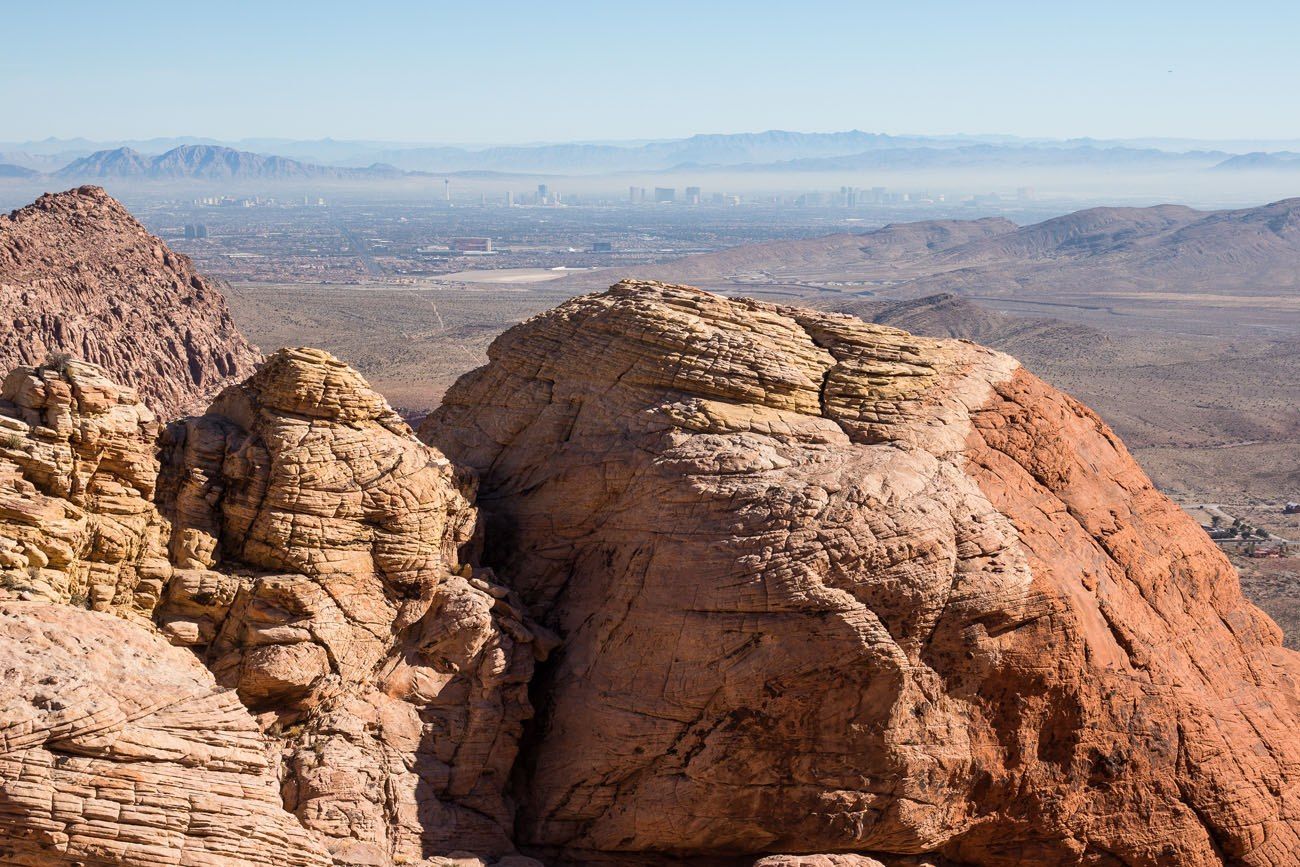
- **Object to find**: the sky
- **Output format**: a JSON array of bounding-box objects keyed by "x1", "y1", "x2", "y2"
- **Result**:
[{"x1": 3, "y1": 0, "x2": 1299, "y2": 145}]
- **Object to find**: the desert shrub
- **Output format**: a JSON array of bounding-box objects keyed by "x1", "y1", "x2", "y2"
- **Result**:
[
  {"x1": 38, "y1": 351, "x2": 73, "y2": 375},
  {"x1": 0, "y1": 431, "x2": 23, "y2": 450}
]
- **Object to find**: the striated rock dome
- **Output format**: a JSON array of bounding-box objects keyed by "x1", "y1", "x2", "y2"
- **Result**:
[{"x1": 424, "y1": 280, "x2": 1300, "y2": 866}]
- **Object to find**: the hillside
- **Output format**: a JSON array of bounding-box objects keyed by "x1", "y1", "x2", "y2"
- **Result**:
[{"x1": 0, "y1": 186, "x2": 260, "y2": 415}]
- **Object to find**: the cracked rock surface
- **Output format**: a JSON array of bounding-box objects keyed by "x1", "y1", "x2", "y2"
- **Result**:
[
  {"x1": 0, "y1": 348, "x2": 547, "y2": 866},
  {"x1": 0, "y1": 601, "x2": 332, "y2": 867},
  {"x1": 156, "y1": 347, "x2": 546, "y2": 865},
  {"x1": 424, "y1": 280, "x2": 1300, "y2": 866}
]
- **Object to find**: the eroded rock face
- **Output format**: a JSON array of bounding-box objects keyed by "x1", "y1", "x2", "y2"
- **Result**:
[
  {"x1": 0, "y1": 359, "x2": 172, "y2": 621},
  {"x1": 424, "y1": 281, "x2": 1300, "y2": 866},
  {"x1": 156, "y1": 348, "x2": 546, "y2": 865},
  {"x1": 0, "y1": 602, "x2": 331, "y2": 867},
  {"x1": 0, "y1": 186, "x2": 259, "y2": 417}
]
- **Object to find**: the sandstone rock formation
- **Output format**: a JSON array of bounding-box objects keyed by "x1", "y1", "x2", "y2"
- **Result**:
[
  {"x1": 4, "y1": 269, "x2": 1300, "y2": 866},
  {"x1": 425, "y1": 280, "x2": 1300, "y2": 866},
  {"x1": 0, "y1": 358, "x2": 172, "y2": 620},
  {"x1": 0, "y1": 186, "x2": 259, "y2": 417},
  {"x1": 155, "y1": 347, "x2": 548, "y2": 865},
  {"x1": 0, "y1": 601, "x2": 331, "y2": 867},
  {"x1": 0, "y1": 349, "x2": 547, "y2": 866}
]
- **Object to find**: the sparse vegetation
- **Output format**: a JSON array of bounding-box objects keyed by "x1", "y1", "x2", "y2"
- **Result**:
[
  {"x1": 0, "y1": 431, "x2": 24, "y2": 450},
  {"x1": 38, "y1": 350, "x2": 73, "y2": 376}
]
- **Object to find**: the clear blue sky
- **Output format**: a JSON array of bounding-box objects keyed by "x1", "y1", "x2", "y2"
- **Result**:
[{"x1": 3, "y1": 0, "x2": 1298, "y2": 144}]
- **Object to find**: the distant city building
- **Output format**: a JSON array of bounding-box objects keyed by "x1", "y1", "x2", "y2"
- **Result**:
[
  {"x1": 1017, "y1": 186, "x2": 1035, "y2": 201},
  {"x1": 505, "y1": 191, "x2": 514, "y2": 207},
  {"x1": 629, "y1": 185, "x2": 638, "y2": 202},
  {"x1": 592, "y1": 241, "x2": 614, "y2": 252},
  {"x1": 685, "y1": 186, "x2": 701, "y2": 204},
  {"x1": 183, "y1": 223, "x2": 208, "y2": 239},
  {"x1": 443, "y1": 179, "x2": 450, "y2": 202},
  {"x1": 654, "y1": 187, "x2": 676, "y2": 203},
  {"x1": 711, "y1": 192, "x2": 725, "y2": 205},
  {"x1": 450, "y1": 237, "x2": 493, "y2": 252}
]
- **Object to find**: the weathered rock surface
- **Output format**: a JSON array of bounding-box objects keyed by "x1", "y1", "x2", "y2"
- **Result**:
[
  {"x1": 156, "y1": 347, "x2": 547, "y2": 865},
  {"x1": 424, "y1": 280, "x2": 1300, "y2": 866},
  {"x1": 0, "y1": 359, "x2": 172, "y2": 621},
  {"x1": 0, "y1": 601, "x2": 331, "y2": 866},
  {"x1": 0, "y1": 186, "x2": 259, "y2": 417}
]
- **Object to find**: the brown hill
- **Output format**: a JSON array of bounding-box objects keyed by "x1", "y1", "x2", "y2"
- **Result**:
[
  {"x1": 624, "y1": 198, "x2": 1300, "y2": 305},
  {"x1": 0, "y1": 185, "x2": 259, "y2": 416},
  {"x1": 817, "y1": 291, "x2": 1113, "y2": 363}
]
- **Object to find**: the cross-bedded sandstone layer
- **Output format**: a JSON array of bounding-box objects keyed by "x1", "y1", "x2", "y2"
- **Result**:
[{"x1": 425, "y1": 280, "x2": 1300, "y2": 866}]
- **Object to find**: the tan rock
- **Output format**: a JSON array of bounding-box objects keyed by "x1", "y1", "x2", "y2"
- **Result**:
[
  {"x1": 0, "y1": 601, "x2": 330, "y2": 866},
  {"x1": 0, "y1": 359, "x2": 172, "y2": 621},
  {"x1": 423, "y1": 280, "x2": 1300, "y2": 866},
  {"x1": 0, "y1": 186, "x2": 259, "y2": 418},
  {"x1": 156, "y1": 347, "x2": 545, "y2": 864}
]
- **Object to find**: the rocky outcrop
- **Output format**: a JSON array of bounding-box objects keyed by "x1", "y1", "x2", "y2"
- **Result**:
[
  {"x1": 4, "y1": 271, "x2": 1300, "y2": 866},
  {"x1": 0, "y1": 186, "x2": 259, "y2": 417},
  {"x1": 0, "y1": 359, "x2": 172, "y2": 621},
  {"x1": 424, "y1": 280, "x2": 1300, "y2": 866},
  {"x1": 156, "y1": 348, "x2": 548, "y2": 865},
  {"x1": 0, "y1": 601, "x2": 331, "y2": 867},
  {"x1": 0, "y1": 349, "x2": 547, "y2": 866}
]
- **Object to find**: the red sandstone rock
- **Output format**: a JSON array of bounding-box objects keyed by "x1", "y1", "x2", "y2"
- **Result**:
[
  {"x1": 0, "y1": 186, "x2": 259, "y2": 418},
  {"x1": 424, "y1": 280, "x2": 1300, "y2": 866}
]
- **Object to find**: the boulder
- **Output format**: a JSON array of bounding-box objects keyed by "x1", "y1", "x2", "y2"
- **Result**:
[
  {"x1": 424, "y1": 280, "x2": 1300, "y2": 866},
  {"x1": 156, "y1": 347, "x2": 548, "y2": 864}
]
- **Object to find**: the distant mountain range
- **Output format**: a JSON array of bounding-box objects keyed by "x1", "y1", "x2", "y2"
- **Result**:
[
  {"x1": 52, "y1": 145, "x2": 404, "y2": 182},
  {"x1": 0, "y1": 131, "x2": 1298, "y2": 182},
  {"x1": 622, "y1": 196, "x2": 1300, "y2": 299},
  {"x1": 1212, "y1": 152, "x2": 1300, "y2": 171}
]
